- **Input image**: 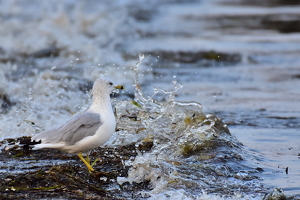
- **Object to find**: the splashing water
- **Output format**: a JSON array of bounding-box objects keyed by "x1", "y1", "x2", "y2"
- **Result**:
[
  {"x1": 110, "y1": 55, "x2": 264, "y2": 199},
  {"x1": 134, "y1": 53, "x2": 148, "y2": 104}
]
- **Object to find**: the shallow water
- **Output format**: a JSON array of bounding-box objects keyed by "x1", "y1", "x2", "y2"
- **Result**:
[
  {"x1": 231, "y1": 127, "x2": 300, "y2": 196},
  {"x1": 0, "y1": 0, "x2": 300, "y2": 199}
]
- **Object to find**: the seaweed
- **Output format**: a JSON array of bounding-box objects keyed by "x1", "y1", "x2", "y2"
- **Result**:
[{"x1": 0, "y1": 138, "x2": 153, "y2": 199}]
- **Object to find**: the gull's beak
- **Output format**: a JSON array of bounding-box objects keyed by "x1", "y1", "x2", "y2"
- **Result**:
[{"x1": 114, "y1": 85, "x2": 124, "y2": 89}]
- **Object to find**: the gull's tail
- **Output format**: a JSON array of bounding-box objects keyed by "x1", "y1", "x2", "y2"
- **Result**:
[{"x1": 19, "y1": 138, "x2": 65, "y2": 151}]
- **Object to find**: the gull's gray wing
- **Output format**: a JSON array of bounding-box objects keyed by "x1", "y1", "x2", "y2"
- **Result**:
[{"x1": 32, "y1": 112, "x2": 102, "y2": 145}]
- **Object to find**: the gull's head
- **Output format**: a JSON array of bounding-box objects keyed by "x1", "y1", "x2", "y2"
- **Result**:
[{"x1": 92, "y1": 78, "x2": 124, "y2": 95}]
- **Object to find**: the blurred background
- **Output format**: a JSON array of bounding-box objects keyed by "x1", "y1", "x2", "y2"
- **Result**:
[{"x1": 0, "y1": 0, "x2": 299, "y2": 197}]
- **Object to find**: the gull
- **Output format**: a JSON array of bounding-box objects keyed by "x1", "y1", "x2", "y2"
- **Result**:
[{"x1": 32, "y1": 78, "x2": 124, "y2": 173}]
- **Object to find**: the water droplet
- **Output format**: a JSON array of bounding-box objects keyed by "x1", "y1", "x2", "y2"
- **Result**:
[{"x1": 139, "y1": 53, "x2": 145, "y2": 61}]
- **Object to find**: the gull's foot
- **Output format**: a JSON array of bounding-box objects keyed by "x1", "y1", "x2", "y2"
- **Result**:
[
  {"x1": 91, "y1": 158, "x2": 99, "y2": 167},
  {"x1": 88, "y1": 167, "x2": 95, "y2": 174},
  {"x1": 78, "y1": 152, "x2": 95, "y2": 173}
]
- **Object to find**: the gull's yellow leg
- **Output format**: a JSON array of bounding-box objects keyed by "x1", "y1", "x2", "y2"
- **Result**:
[
  {"x1": 85, "y1": 155, "x2": 94, "y2": 173},
  {"x1": 78, "y1": 152, "x2": 94, "y2": 173},
  {"x1": 86, "y1": 155, "x2": 98, "y2": 167},
  {"x1": 86, "y1": 155, "x2": 90, "y2": 165}
]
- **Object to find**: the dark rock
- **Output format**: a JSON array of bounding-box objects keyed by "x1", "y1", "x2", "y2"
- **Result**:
[
  {"x1": 0, "y1": 93, "x2": 16, "y2": 114},
  {"x1": 29, "y1": 47, "x2": 60, "y2": 58},
  {"x1": 123, "y1": 50, "x2": 242, "y2": 66},
  {"x1": 0, "y1": 137, "x2": 151, "y2": 199}
]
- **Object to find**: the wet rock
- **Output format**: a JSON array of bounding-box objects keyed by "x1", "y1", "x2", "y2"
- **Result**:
[
  {"x1": 206, "y1": 114, "x2": 231, "y2": 135},
  {"x1": 215, "y1": 165, "x2": 232, "y2": 177},
  {"x1": 233, "y1": 0, "x2": 300, "y2": 6},
  {"x1": 205, "y1": 13, "x2": 300, "y2": 34},
  {"x1": 29, "y1": 47, "x2": 60, "y2": 58},
  {"x1": 0, "y1": 137, "x2": 157, "y2": 199},
  {"x1": 124, "y1": 51, "x2": 242, "y2": 66},
  {"x1": 234, "y1": 172, "x2": 250, "y2": 180},
  {"x1": 0, "y1": 92, "x2": 16, "y2": 114},
  {"x1": 262, "y1": 19, "x2": 300, "y2": 33},
  {"x1": 0, "y1": 48, "x2": 17, "y2": 63},
  {"x1": 129, "y1": 7, "x2": 156, "y2": 22},
  {"x1": 77, "y1": 80, "x2": 94, "y2": 93},
  {"x1": 263, "y1": 188, "x2": 287, "y2": 200},
  {"x1": 291, "y1": 74, "x2": 300, "y2": 79},
  {"x1": 4, "y1": 62, "x2": 37, "y2": 81},
  {"x1": 137, "y1": 141, "x2": 154, "y2": 152}
]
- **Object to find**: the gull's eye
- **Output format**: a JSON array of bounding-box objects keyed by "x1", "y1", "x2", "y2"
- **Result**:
[{"x1": 109, "y1": 82, "x2": 113, "y2": 86}]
